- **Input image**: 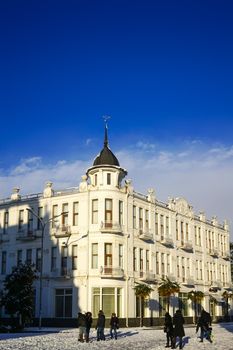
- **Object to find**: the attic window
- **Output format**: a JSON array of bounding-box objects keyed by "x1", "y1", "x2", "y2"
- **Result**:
[
  {"x1": 94, "y1": 174, "x2": 97, "y2": 186},
  {"x1": 107, "y1": 173, "x2": 111, "y2": 185}
]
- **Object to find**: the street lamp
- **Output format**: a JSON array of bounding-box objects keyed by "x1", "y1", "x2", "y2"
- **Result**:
[{"x1": 26, "y1": 207, "x2": 68, "y2": 329}]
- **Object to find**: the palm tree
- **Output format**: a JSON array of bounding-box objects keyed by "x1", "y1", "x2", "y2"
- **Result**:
[
  {"x1": 158, "y1": 277, "x2": 180, "y2": 313},
  {"x1": 187, "y1": 290, "x2": 204, "y2": 324},
  {"x1": 134, "y1": 282, "x2": 153, "y2": 327}
]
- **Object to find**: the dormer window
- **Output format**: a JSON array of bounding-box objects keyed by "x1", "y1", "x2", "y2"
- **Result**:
[{"x1": 107, "y1": 173, "x2": 111, "y2": 185}]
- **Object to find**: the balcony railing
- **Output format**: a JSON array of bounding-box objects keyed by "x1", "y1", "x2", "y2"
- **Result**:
[
  {"x1": 52, "y1": 225, "x2": 71, "y2": 238},
  {"x1": 209, "y1": 248, "x2": 219, "y2": 258},
  {"x1": 222, "y1": 252, "x2": 230, "y2": 260},
  {"x1": 0, "y1": 233, "x2": 10, "y2": 244},
  {"x1": 179, "y1": 241, "x2": 193, "y2": 252},
  {"x1": 139, "y1": 271, "x2": 156, "y2": 282},
  {"x1": 16, "y1": 230, "x2": 42, "y2": 241},
  {"x1": 160, "y1": 236, "x2": 174, "y2": 248},
  {"x1": 100, "y1": 266, "x2": 124, "y2": 279},
  {"x1": 137, "y1": 229, "x2": 154, "y2": 241},
  {"x1": 100, "y1": 222, "x2": 124, "y2": 235},
  {"x1": 48, "y1": 268, "x2": 72, "y2": 279}
]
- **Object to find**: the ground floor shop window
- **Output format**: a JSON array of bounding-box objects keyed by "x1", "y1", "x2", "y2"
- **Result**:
[
  {"x1": 178, "y1": 293, "x2": 188, "y2": 316},
  {"x1": 92, "y1": 287, "x2": 122, "y2": 318},
  {"x1": 55, "y1": 288, "x2": 72, "y2": 318},
  {"x1": 159, "y1": 296, "x2": 167, "y2": 317}
]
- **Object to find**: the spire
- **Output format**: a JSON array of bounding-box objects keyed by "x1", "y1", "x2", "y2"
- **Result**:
[{"x1": 103, "y1": 115, "x2": 110, "y2": 147}]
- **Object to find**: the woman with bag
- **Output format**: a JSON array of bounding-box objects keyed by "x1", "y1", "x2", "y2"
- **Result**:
[{"x1": 164, "y1": 312, "x2": 174, "y2": 348}]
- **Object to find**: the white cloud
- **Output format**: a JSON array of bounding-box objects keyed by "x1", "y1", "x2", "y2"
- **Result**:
[{"x1": 0, "y1": 141, "x2": 233, "y2": 239}]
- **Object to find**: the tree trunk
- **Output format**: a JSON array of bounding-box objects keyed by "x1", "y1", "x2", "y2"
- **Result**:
[
  {"x1": 167, "y1": 296, "x2": 170, "y2": 313},
  {"x1": 140, "y1": 297, "x2": 143, "y2": 327}
]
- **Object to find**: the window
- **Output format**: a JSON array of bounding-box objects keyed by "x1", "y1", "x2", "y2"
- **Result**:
[
  {"x1": 178, "y1": 293, "x2": 188, "y2": 316},
  {"x1": 55, "y1": 288, "x2": 72, "y2": 318},
  {"x1": 51, "y1": 247, "x2": 57, "y2": 271},
  {"x1": 3, "y1": 211, "x2": 9, "y2": 234},
  {"x1": 133, "y1": 247, "x2": 137, "y2": 271},
  {"x1": 1, "y1": 251, "x2": 6, "y2": 274},
  {"x1": 181, "y1": 222, "x2": 184, "y2": 244},
  {"x1": 52, "y1": 205, "x2": 58, "y2": 228},
  {"x1": 167, "y1": 254, "x2": 170, "y2": 274},
  {"x1": 119, "y1": 244, "x2": 123, "y2": 268},
  {"x1": 176, "y1": 220, "x2": 179, "y2": 240},
  {"x1": 27, "y1": 210, "x2": 33, "y2": 234},
  {"x1": 73, "y1": 202, "x2": 79, "y2": 226},
  {"x1": 155, "y1": 213, "x2": 158, "y2": 235},
  {"x1": 62, "y1": 203, "x2": 68, "y2": 227},
  {"x1": 139, "y1": 208, "x2": 143, "y2": 230},
  {"x1": 161, "y1": 253, "x2": 165, "y2": 276},
  {"x1": 92, "y1": 287, "x2": 122, "y2": 318},
  {"x1": 36, "y1": 248, "x2": 42, "y2": 272},
  {"x1": 119, "y1": 201, "x2": 123, "y2": 225},
  {"x1": 26, "y1": 249, "x2": 32, "y2": 265},
  {"x1": 145, "y1": 210, "x2": 149, "y2": 230},
  {"x1": 61, "y1": 246, "x2": 68, "y2": 275},
  {"x1": 92, "y1": 199, "x2": 98, "y2": 224},
  {"x1": 18, "y1": 209, "x2": 24, "y2": 231},
  {"x1": 133, "y1": 206, "x2": 136, "y2": 229},
  {"x1": 156, "y1": 252, "x2": 159, "y2": 274},
  {"x1": 166, "y1": 216, "x2": 169, "y2": 235},
  {"x1": 72, "y1": 245, "x2": 78, "y2": 270},
  {"x1": 104, "y1": 243, "x2": 112, "y2": 272},
  {"x1": 140, "y1": 248, "x2": 143, "y2": 271},
  {"x1": 91, "y1": 243, "x2": 98, "y2": 269},
  {"x1": 94, "y1": 174, "x2": 97, "y2": 186},
  {"x1": 186, "y1": 223, "x2": 189, "y2": 241},
  {"x1": 107, "y1": 173, "x2": 111, "y2": 185},
  {"x1": 146, "y1": 250, "x2": 149, "y2": 271},
  {"x1": 160, "y1": 215, "x2": 164, "y2": 238},
  {"x1": 37, "y1": 207, "x2": 43, "y2": 230},
  {"x1": 17, "y1": 250, "x2": 22, "y2": 266},
  {"x1": 105, "y1": 199, "x2": 112, "y2": 227}
]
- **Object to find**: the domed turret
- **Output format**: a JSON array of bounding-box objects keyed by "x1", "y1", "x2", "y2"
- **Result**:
[
  {"x1": 87, "y1": 119, "x2": 127, "y2": 188},
  {"x1": 93, "y1": 123, "x2": 120, "y2": 166}
]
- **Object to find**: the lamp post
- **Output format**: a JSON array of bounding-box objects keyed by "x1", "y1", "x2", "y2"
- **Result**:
[{"x1": 26, "y1": 207, "x2": 67, "y2": 329}]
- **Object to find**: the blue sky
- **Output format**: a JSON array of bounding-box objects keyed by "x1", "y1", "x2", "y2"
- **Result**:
[{"x1": 0, "y1": 1, "x2": 233, "y2": 236}]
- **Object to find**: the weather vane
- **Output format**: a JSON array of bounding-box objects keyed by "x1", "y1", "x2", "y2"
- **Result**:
[{"x1": 103, "y1": 115, "x2": 111, "y2": 126}]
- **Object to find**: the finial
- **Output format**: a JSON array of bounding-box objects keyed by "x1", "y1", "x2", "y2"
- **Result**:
[{"x1": 102, "y1": 115, "x2": 111, "y2": 147}]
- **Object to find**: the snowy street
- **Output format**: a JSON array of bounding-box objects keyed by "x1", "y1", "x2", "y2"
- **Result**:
[{"x1": 0, "y1": 323, "x2": 233, "y2": 350}]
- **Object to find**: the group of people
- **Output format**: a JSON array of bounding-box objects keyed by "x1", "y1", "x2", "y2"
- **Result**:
[
  {"x1": 77, "y1": 310, "x2": 119, "y2": 342},
  {"x1": 164, "y1": 309, "x2": 212, "y2": 349}
]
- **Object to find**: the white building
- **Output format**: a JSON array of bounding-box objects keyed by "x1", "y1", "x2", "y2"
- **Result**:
[{"x1": 0, "y1": 126, "x2": 232, "y2": 326}]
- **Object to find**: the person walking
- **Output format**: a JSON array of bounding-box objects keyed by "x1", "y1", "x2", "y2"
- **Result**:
[
  {"x1": 77, "y1": 312, "x2": 86, "y2": 343},
  {"x1": 85, "y1": 312, "x2": 93, "y2": 343},
  {"x1": 96, "y1": 310, "x2": 105, "y2": 341},
  {"x1": 110, "y1": 312, "x2": 119, "y2": 340},
  {"x1": 164, "y1": 312, "x2": 174, "y2": 348},
  {"x1": 196, "y1": 309, "x2": 212, "y2": 343},
  {"x1": 172, "y1": 309, "x2": 185, "y2": 349}
]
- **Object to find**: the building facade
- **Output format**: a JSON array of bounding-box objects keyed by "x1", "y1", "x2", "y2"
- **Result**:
[{"x1": 0, "y1": 127, "x2": 232, "y2": 325}]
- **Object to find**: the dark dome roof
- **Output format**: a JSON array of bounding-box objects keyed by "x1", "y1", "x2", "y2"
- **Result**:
[
  {"x1": 93, "y1": 145, "x2": 120, "y2": 166},
  {"x1": 92, "y1": 122, "x2": 120, "y2": 166}
]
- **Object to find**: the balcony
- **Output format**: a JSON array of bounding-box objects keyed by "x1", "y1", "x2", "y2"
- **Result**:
[
  {"x1": 209, "y1": 248, "x2": 219, "y2": 258},
  {"x1": 16, "y1": 230, "x2": 41, "y2": 241},
  {"x1": 184, "y1": 277, "x2": 195, "y2": 286},
  {"x1": 0, "y1": 233, "x2": 10, "y2": 244},
  {"x1": 52, "y1": 225, "x2": 71, "y2": 238},
  {"x1": 222, "y1": 252, "x2": 230, "y2": 260},
  {"x1": 139, "y1": 271, "x2": 156, "y2": 283},
  {"x1": 100, "y1": 266, "x2": 124, "y2": 279},
  {"x1": 48, "y1": 268, "x2": 72, "y2": 279},
  {"x1": 160, "y1": 236, "x2": 174, "y2": 248},
  {"x1": 179, "y1": 241, "x2": 193, "y2": 252},
  {"x1": 100, "y1": 221, "x2": 124, "y2": 235},
  {"x1": 137, "y1": 229, "x2": 154, "y2": 241}
]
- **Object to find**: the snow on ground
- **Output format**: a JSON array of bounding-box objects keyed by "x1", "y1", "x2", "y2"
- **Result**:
[{"x1": 0, "y1": 323, "x2": 233, "y2": 350}]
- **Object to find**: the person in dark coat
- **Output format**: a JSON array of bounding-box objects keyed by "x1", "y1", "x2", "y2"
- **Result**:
[
  {"x1": 77, "y1": 312, "x2": 87, "y2": 342},
  {"x1": 85, "y1": 312, "x2": 93, "y2": 343},
  {"x1": 96, "y1": 310, "x2": 105, "y2": 341},
  {"x1": 109, "y1": 312, "x2": 119, "y2": 340},
  {"x1": 172, "y1": 309, "x2": 185, "y2": 349},
  {"x1": 164, "y1": 312, "x2": 174, "y2": 348},
  {"x1": 196, "y1": 309, "x2": 212, "y2": 343}
]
